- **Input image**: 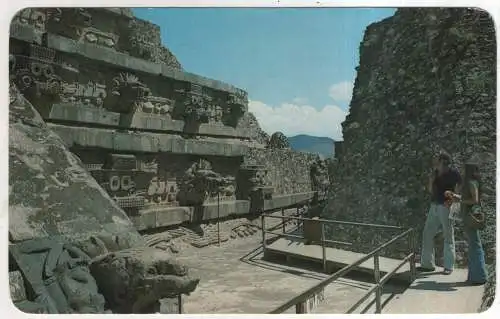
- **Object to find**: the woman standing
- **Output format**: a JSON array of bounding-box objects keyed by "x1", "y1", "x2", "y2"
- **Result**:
[{"x1": 446, "y1": 162, "x2": 488, "y2": 285}]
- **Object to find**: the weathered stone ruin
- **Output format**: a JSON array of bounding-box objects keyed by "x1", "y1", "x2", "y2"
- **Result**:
[
  {"x1": 9, "y1": 7, "x2": 326, "y2": 313},
  {"x1": 325, "y1": 8, "x2": 495, "y2": 310},
  {"x1": 9, "y1": 83, "x2": 199, "y2": 314}
]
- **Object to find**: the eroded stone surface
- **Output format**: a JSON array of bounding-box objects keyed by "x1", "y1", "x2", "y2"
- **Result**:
[
  {"x1": 9, "y1": 271, "x2": 27, "y2": 303},
  {"x1": 90, "y1": 247, "x2": 200, "y2": 313}
]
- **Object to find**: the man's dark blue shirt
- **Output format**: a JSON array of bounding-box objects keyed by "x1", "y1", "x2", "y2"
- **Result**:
[{"x1": 431, "y1": 167, "x2": 462, "y2": 204}]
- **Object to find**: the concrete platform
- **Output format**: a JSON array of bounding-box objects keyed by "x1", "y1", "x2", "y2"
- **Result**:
[
  {"x1": 384, "y1": 269, "x2": 484, "y2": 314},
  {"x1": 264, "y1": 237, "x2": 411, "y2": 279}
]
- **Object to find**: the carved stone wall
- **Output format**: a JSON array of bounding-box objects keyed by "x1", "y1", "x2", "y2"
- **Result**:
[
  {"x1": 11, "y1": 8, "x2": 182, "y2": 69},
  {"x1": 244, "y1": 148, "x2": 318, "y2": 195},
  {"x1": 9, "y1": 6, "x2": 324, "y2": 314},
  {"x1": 71, "y1": 149, "x2": 241, "y2": 213},
  {"x1": 9, "y1": 38, "x2": 248, "y2": 137},
  {"x1": 324, "y1": 8, "x2": 495, "y2": 286},
  {"x1": 8, "y1": 83, "x2": 142, "y2": 245}
]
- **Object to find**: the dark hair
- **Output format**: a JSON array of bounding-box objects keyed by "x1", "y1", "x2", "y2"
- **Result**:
[
  {"x1": 438, "y1": 151, "x2": 452, "y2": 166},
  {"x1": 464, "y1": 162, "x2": 481, "y2": 198}
]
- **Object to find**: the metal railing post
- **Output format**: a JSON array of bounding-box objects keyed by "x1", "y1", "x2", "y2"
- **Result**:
[
  {"x1": 262, "y1": 213, "x2": 266, "y2": 250},
  {"x1": 321, "y1": 223, "x2": 327, "y2": 272},
  {"x1": 374, "y1": 253, "x2": 381, "y2": 314},
  {"x1": 296, "y1": 302, "x2": 306, "y2": 314},
  {"x1": 409, "y1": 228, "x2": 416, "y2": 283},
  {"x1": 295, "y1": 206, "x2": 300, "y2": 231},
  {"x1": 282, "y1": 208, "x2": 286, "y2": 234},
  {"x1": 178, "y1": 294, "x2": 183, "y2": 314},
  {"x1": 217, "y1": 192, "x2": 221, "y2": 246}
]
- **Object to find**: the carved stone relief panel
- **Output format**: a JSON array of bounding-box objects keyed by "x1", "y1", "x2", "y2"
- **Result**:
[
  {"x1": 11, "y1": 47, "x2": 63, "y2": 117},
  {"x1": 236, "y1": 164, "x2": 273, "y2": 202},
  {"x1": 204, "y1": 87, "x2": 226, "y2": 125},
  {"x1": 121, "y1": 17, "x2": 182, "y2": 69},
  {"x1": 107, "y1": 72, "x2": 149, "y2": 113},
  {"x1": 9, "y1": 238, "x2": 106, "y2": 314},
  {"x1": 173, "y1": 82, "x2": 213, "y2": 123},
  {"x1": 176, "y1": 158, "x2": 236, "y2": 206},
  {"x1": 225, "y1": 88, "x2": 248, "y2": 126},
  {"x1": 46, "y1": 8, "x2": 120, "y2": 50},
  {"x1": 11, "y1": 40, "x2": 245, "y2": 134},
  {"x1": 140, "y1": 95, "x2": 175, "y2": 117},
  {"x1": 10, "y1": 45, "x2": 119, "y2": 115},
  {"x1": 11, "y1": 8, "x2": 47, "y2": 33},
  {"x1": 125, "y1": 18, "x2": 162, "y2": 61},
  {"x1": 78, "y1": 151, "x2": 182, "y2": 212}
]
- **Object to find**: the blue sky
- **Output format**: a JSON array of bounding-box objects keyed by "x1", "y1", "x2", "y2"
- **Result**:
[{"x1": 133, "y1": 8, "x2": 396, "y2": 140}]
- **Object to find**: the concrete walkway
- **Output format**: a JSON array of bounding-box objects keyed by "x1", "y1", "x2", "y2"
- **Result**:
[
  {"x1": 264, "y1": 238, "x2": 484, "y2": 314},
  {"x1": 384, "y1": 268, "x2": 484, "y2": 314},
  {"x1": 265, "y1": 237, "x2": 410, "y2": 277}
]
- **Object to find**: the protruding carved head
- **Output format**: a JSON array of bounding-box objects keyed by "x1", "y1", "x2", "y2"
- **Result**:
[
  {"x1": 90, "y1": 247, "x2": 199, "y2": 313},
  {"x1": 110, "y1": 73, "x2": 150, "y2": 113}
]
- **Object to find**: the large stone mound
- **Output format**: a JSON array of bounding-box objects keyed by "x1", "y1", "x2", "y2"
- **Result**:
[{"x1": 325, "y1": 8, "x2": 495, "y2": 308}]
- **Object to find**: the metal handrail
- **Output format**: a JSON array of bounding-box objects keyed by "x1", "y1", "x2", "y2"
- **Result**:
[
  {"x1": 345, "y1": 252, "x2": 414, "y2": 313},
  {"x1": 264, "y1": 230, "x2": 352, "y2": 246},
  {"x1": 264, "y1": 214, "x2": 405, "y2": 230},
  {"x1": 262, "y1": 211, "x2": 417, "y2": 314}
]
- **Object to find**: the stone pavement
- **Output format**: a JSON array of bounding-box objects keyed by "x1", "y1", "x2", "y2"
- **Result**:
[
  {"x1": 172, "y1": 220, "x2": 484, "y2": 314},
  {"x1": 174, "y1": 234, "x2": 382, "y2": 313},
  {"x1": 384, "y1": 268, "x2": 484, "y2": 314}
]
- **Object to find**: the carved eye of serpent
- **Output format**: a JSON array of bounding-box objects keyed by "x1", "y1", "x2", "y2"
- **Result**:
[
  {"x1": 21, "y1": 75, "x2": 32, "y2": 87},
  {"x1": 43, "y1": 65, "x2": 53, "y2": 77},
  {"x1": 31, "y1": 63, "x2": 42, "y2": 76}
]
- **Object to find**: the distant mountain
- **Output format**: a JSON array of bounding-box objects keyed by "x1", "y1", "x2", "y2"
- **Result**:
[{"x1": 288, "y1": 134, "x2": 335, "y2": 158}]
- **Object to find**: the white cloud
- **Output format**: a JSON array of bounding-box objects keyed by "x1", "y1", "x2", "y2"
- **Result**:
[
  {"x1": 291, "y1": 97, "x2": 309, "y2": 104},
  {"x1": 328, "y1": 81, "x2": 354, "y2": 103},
  {"x1": 249, "y1": 100, "x2": 346, "y2": 140}
]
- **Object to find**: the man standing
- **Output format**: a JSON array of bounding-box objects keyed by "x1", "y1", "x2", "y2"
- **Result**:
[{"x1": 419, "y1": 151, "x2": 462, "y2": 275}]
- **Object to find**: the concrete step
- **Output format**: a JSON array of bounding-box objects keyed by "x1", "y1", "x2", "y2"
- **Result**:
[{"x1": 264, "y1": 238, "x2": 411, "y2": 281}]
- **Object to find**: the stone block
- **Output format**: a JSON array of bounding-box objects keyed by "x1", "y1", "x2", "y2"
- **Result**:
[{"x1": 49, "y1": 103, "x2": 120, "y2": 126}]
